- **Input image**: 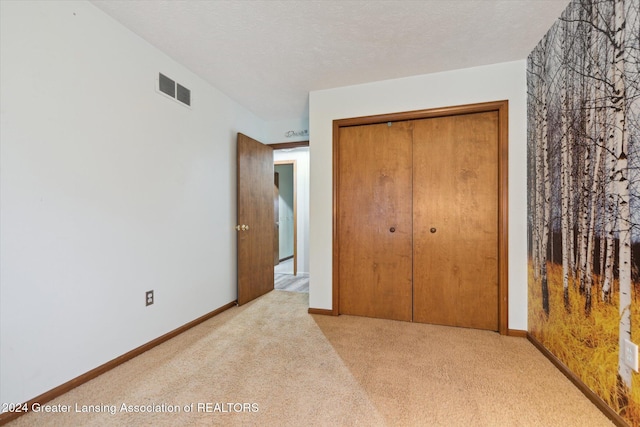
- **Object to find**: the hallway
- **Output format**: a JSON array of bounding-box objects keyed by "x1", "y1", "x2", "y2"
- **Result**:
[{"x1": 274, "y1": 259, "x2": 308, "y2": 293}]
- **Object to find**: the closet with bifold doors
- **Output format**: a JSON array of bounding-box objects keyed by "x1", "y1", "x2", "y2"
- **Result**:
[{"x1": 334, "y1": 101, "x2": 508, "y2": 332}]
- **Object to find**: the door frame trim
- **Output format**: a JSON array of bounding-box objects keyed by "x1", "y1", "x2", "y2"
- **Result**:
[{"x1": 332, "y1": 100, "x2": 509, "y2": 334}]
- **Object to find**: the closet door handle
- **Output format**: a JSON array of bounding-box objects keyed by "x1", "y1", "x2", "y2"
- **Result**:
[
  {"x1": 389, "y1": 227, "x2": 396, "y2": 233},
  {"x1": 430, "y1": 227, "x2": 437, "y2": 233}
]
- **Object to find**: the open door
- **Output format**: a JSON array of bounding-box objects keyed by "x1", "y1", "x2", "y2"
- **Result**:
[{"x1": 237, "y1": 133, "x2": 274, "y2": 305}]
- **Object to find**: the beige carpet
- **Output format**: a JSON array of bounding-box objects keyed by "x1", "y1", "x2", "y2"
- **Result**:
[{"x1": 7, "y1": 291, "x2": 612, "y2": 426}]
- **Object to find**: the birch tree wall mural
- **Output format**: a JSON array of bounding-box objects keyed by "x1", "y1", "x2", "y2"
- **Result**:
[{"x1": 527, "y1": 0, "x2": 639, "y2": 423}]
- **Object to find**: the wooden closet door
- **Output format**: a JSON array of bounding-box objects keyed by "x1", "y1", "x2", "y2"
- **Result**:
[
  {"x1": 338, "y1": 122, "x2": 413, "y2": 321},
  {"x1": 412, "y1": 112, "x2": 499, "y2": 330}
]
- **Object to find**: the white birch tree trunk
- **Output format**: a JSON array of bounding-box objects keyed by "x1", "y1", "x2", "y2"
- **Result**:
[
  {"x1": 602, "y1": 89, "x2": 616, "y2": 303},
  {"x1": 597, "y1": 2, "x2": 617, "y2": 304},
  {"x1": 585, "y1": 139, "x2": 604, "y2": 315},
  {"x1": 561, "y1": 15, "x2": 572, "y2": 311},
  {"x1": 529, "y1": 55, "x2": 542, "y2": 282},
  {"x1": 530, "y1": 43, "x2": 550, "y2": 313},
  {"x1": 611, "y1": 0, "x2": 632, "y2": 393},
  {"x1": 541, "y1": 84, "x2": 551, "y2": 316},
  {"x1": 603, "y1": 169, "x2": 617, "y2": 302},
  {"x1": 578, "y1": 145, "x2": 592, "y2": 296},
  {"x1": 534, "y1": 113, "x2": 544, "y2": 283},
  {"x1": 599, "y1": 200, "x2": 606, "y2": 290},
  {"x1": 531, "y1": 33, "x2": 551, "y2": 315}
]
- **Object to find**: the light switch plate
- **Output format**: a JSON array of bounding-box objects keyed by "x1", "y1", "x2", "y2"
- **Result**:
[{"x1": 624, "y1": 339, "x2": 638, "y2": 372}]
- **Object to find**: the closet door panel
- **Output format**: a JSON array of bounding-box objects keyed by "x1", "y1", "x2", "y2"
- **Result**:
[
  {"x1": 338, "y1": 122, "x2": 413, "y2": 321},
  {"x1": 412, "y1": 112, "x2": 499, "y2": 330}
]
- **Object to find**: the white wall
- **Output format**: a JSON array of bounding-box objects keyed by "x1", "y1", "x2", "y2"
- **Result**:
[
  {"x1": 273, "y1": 148, "x2": 310, "y2": 274},
  {"x1": 264, "y1": 117, "x2": 310, "y2": 144},
  {"x1": 0, "y1": 1, "x2": 265, "y2": 405},
  {"x1": 309, "y1": 60, "x2": 528, "y2": 330}
]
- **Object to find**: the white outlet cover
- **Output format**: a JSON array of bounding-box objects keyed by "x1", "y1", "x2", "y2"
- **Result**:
[{"x1": 624, "y1": 339, "x2": 639, "y2": 372}]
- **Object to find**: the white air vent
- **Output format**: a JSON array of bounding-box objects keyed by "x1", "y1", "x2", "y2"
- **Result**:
[{"x1": 157, "y1": 73, "x2": 191, "y2": 107}]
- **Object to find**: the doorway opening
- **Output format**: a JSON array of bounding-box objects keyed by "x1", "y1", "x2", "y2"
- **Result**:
[
  {"x1": 271, "y1": 142, "x2": 310, "y2": 294},
  {"x1": 275, "y1": 161, "x2": 297, "y2": 275}
]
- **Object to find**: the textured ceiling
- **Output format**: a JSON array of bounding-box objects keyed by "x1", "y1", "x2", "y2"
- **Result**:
[{"x1": 90, "y1": 0, "x2": 570, "y2": 121}]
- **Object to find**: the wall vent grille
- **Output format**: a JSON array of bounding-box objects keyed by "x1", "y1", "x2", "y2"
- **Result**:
[
  {"x1": 157, "y1": 73, "x2": 191, "y2": 107},
  {"x1": 176, "y1": 83, "x2": 191, "y2": 106},
  {"x1": 158, "y1": 73, "x2": 175, "y2": 98}
]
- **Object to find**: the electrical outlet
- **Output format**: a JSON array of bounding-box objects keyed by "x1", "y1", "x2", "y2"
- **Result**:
[
  {"x1": 146, "y1": 290, "x2": 154, "y2": 306},
  {"x1": 624, "y1": 339, "x2": 639, "y2": 372}
]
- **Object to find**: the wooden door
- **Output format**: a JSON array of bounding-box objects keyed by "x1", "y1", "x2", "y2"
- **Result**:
[
  {"x1": 237, "y1": 133, "x2": 274, "y2": 305},
  {"x1": 337, "y1": 122, "x2": 413, "y2": 321},
  {"x1": 412, "y1": 112, "x2": 499, "y2": 330}
]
